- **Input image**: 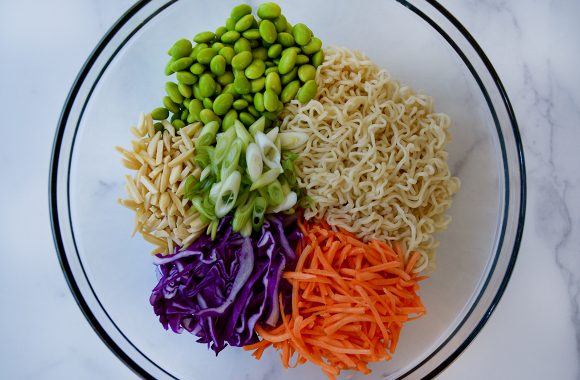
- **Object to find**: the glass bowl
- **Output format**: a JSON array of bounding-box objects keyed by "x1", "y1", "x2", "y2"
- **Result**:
[{"x1": 49, "y1": 1, "x2": 526, "y2": 379}]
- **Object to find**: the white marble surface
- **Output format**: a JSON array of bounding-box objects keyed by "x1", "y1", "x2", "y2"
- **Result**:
[{"x1": 0, "y1": 0, "x2": 578, "y2": 379}]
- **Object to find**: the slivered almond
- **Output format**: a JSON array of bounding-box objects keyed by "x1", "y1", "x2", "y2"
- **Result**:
[
  {"x1": 169, "y1": 164, "x2": 182, "y2": 185},
  {"x1": 139, "y1": 176, "x2": 158, "y2": 194},
  {"x1": 118, "y1": 113, "x2": 207, "y2": 254},
  {"x1": 168, "y1": 149, "x2": 194, "y2": 167}
]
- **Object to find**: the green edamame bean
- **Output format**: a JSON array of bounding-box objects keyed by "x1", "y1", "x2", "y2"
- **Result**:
[
  {"x1": 151, "y1": 107, "x2": 169, "y2": 120},
  {"x1": 217, "y1": 71, "x2": 234, "y2": 85},
  {"x1": 199, "y1": 73, "x2": 216, "y2": 98},
  {"x1": 267, "y1": 44, "x2": 282, "y2": 59},
  {"x1": 247, "y1": 105, "x2": 260, "y2": 117},
  {"x1": 264, "y1": 89, "x2": 279, "y2": 112},
  {"x1": 277, "y1": 32, "x2": 294, "y2": 47},
  {"x1": 171, "y1": 57, "x2": 194, "y2": 72},
  {"x1": 276, "y1": 100, "x2": 284, "y2": 112},
  {"x1": 199, "y1": 109, "x2": 220, "y2": 124},
  {"x1": 221, "y1": 30, "x2": 241, "y2": 44},
  {"x1": 164, "y1": 59, "x2": 175, "y2": 76},
  {"x1": 295, "y1": 54, "x2": 309, "y2": 65},
  {"x1": 225, "y1": 17, "x2": 236, "y2": 31},
  {"x1": 190, "y1": 63, "x2": 205, "y2": 75},
  {"x1": 312, "y1": 50, "x2": 324, "y2": 67},
  {"x1": 176, "y1": 71, "x2": 198, "y2": 85},
  {"x1": 170, "y1": 112, "x2": 179, "y2": 123},
  {"x1": 265, "y1": 72, "x2": 281, "y2": 94},
  {"x1": 172, "y1": 119, "x2": 185, "y2": 130},
  {"x1": 213, "y1": 93, "x2": 234, "y2": 116},
  {"x1": 298, "y1": 64, "x2": 316, "y2": 82},
  {"x1": 288, "y1": 46, "x2": 302, "y2": 54},
  {"x1": 239, "y1": 112, "x2": 256, "y2": 126},
  {"x1": 259, "y1": 20, "x2": 277, "y2": 44},
  {"x1": 273, "y1": 15, "x2": 287, "y2": 32},
  {"x1": 222, "y1": 83, "x2": 237, "y2": 96},
  {"x1": 194, "y1": 31, "x2": 215, "y2": 43},
  {"x1": 222, "y1": 109, "x2": 238, "y2": 130},
  {"x1": 280, "y1": 80, "x2": 300, "y2": 102},
  {"x1": 154, "y1": 122, "x2": 164, "y2": 132},
  {"x1": 254, "y1": 92, "x2": 265, "y2": 112},
  {"x1": 252, "y1": 47, "x2": 268, "y2": 61},
  {"x1": 233, "y1": 68, "x2": 245, "y2": 78},
  {"x1": 188, "y1": 99, "x2": 203, "y2": 121},
  {"x1": 183, "y1": 98, "x2": 191, "y2": 108},
  {"x1": 197, "y1": 48, "x2": 216, "y2": 65},
  {"x1": 230, "y1": 3, "x2": 252, "y2": 21},
  {"x1": 210, "y1": 55, "x2": 226, "y2": 76},
  {"x1": 251, "y1": 77, "x2": 266, "y2": 93},
  {"x1": 302, "y1": 37, "x2": 322, "y2": 55},
  {"x1": 167, "y1": 42, "x2": 180, "y2": 57},
  {"x1": 193, "y1": 84, "x2": 203, "y2": 100},
  {"x1": 264, "y1": 61, "x2": 275, "y2": 68},
  {"x1": 180, "y1": 109, "x2": 189, "y2": 121},
  {"x1": 245, "y1": 60, "x2": 265, "y2": 79},
  {"x1": 214, "y1": 83, "x2": 222, "y2": 96},
  {"x1": 257, "y1": 2, "x2": 281, "y2": 19},
  {"x1": 190, "y1": 43, "x2": 207, "y2": 59},
  {"x1": 297, "y1": 80, "x2": 317, "y2": 104},
  {"x1": 242, "y1": 93, "x2": 254, "y2": 102},
  {"x1": 235, "y1": 14, "x2": 255, "y2": 32},
  {"x1": 234, "y1": 75, "x2": 252, "y2": 94},
  {"x1": 284, "y1": 21, "x2": 293, "y2": 33},
  {"x1": 234, "y1": 37, "x2": 252, "y2": 53},
  {"x1": 219, "y1": 46, "x2": 235, "y2": 64},
  {"x1": 281, "y1": 66, "x2": 297, "y2": 85},
  {"x1": 242, "y1": 29, "x2": 261, "y2": 40},
  {"x1": 212, "y1": 42, "x2": 225, "y2": 51},
  {"x1": 170, "y1": 39, "x2": 192, "y2": 59},
  {"x1": 163, "y1": 96, "x2": 180, "y2": 113},
  {"x1": 178, "y1": 82, "x2": 192, "y2": 98},
  {"x1": 278, "y1": 48, "x2": 297, "y2": 74},
  {"x1": 233, "y1": 99, "x2": 248, "y2": 110},
  {"x1": 265, "y1": 66, "x2": 279, "y2": 75},
  {"x1": 292, "y1": 23, "x2": 312, "y2": 46},
  {"x1": 165, "y1": 82, "x2": 183, "y2": 103},
  {"x1": 249, "y1": 39, "x2": 260, "y2": 48},
  {"x1": 232, "y1": 51, "x2": 253, "y2": 70},
  {"x1": 203, "y1": 97, "x2": 213, "y2": 110},
  {"x1": 215, "y1": 26, "x2": 227, "y2": 40}
]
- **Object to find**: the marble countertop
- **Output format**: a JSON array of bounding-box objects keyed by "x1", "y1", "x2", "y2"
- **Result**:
[{"x1": 1, "y1": 0, "x2": 578, "y2": 379}]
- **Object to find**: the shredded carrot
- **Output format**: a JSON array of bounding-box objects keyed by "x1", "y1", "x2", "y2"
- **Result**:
[
  {"x1": 405, "y1": 251, "x2": 421, "y2": 273},
  {"x1": 255, "y1": 324, "x2": 291, "y2": 342},
  {"x1": 247, "y1": 218, "x2": 427, "y2": 379},
  {"x1": 362, "y1": 261, "x2": 401, "y2": 273},
  {"x1": 283, "y1": 272, "x2": 317, "y2": 281}
]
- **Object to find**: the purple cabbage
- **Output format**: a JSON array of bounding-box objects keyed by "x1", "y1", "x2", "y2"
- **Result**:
[{"x1": 149, "y1": 214, "x2": 302, "y2": 354}]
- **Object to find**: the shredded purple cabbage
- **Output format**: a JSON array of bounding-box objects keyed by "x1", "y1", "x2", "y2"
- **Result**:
[{"x1": 149, "y1": 214, "x2": 302, "y2": 354}]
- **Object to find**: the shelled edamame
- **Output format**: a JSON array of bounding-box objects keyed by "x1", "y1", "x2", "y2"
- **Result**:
[{"x1": 153, "y1": 2, "x2": 323, "y2": 131}]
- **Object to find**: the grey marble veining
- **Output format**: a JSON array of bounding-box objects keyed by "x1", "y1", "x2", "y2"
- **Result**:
[
  {"x1": 0, "y1": 0, "x2": 579, "y2": 379},
  {"x1": 444, "y1": 1, "x2": 580, "y2": 379}
]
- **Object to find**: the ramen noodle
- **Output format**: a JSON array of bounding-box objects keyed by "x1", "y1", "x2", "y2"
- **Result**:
[{"x1": 280, "y1": 46, "x2": 460, "y2": 272}]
